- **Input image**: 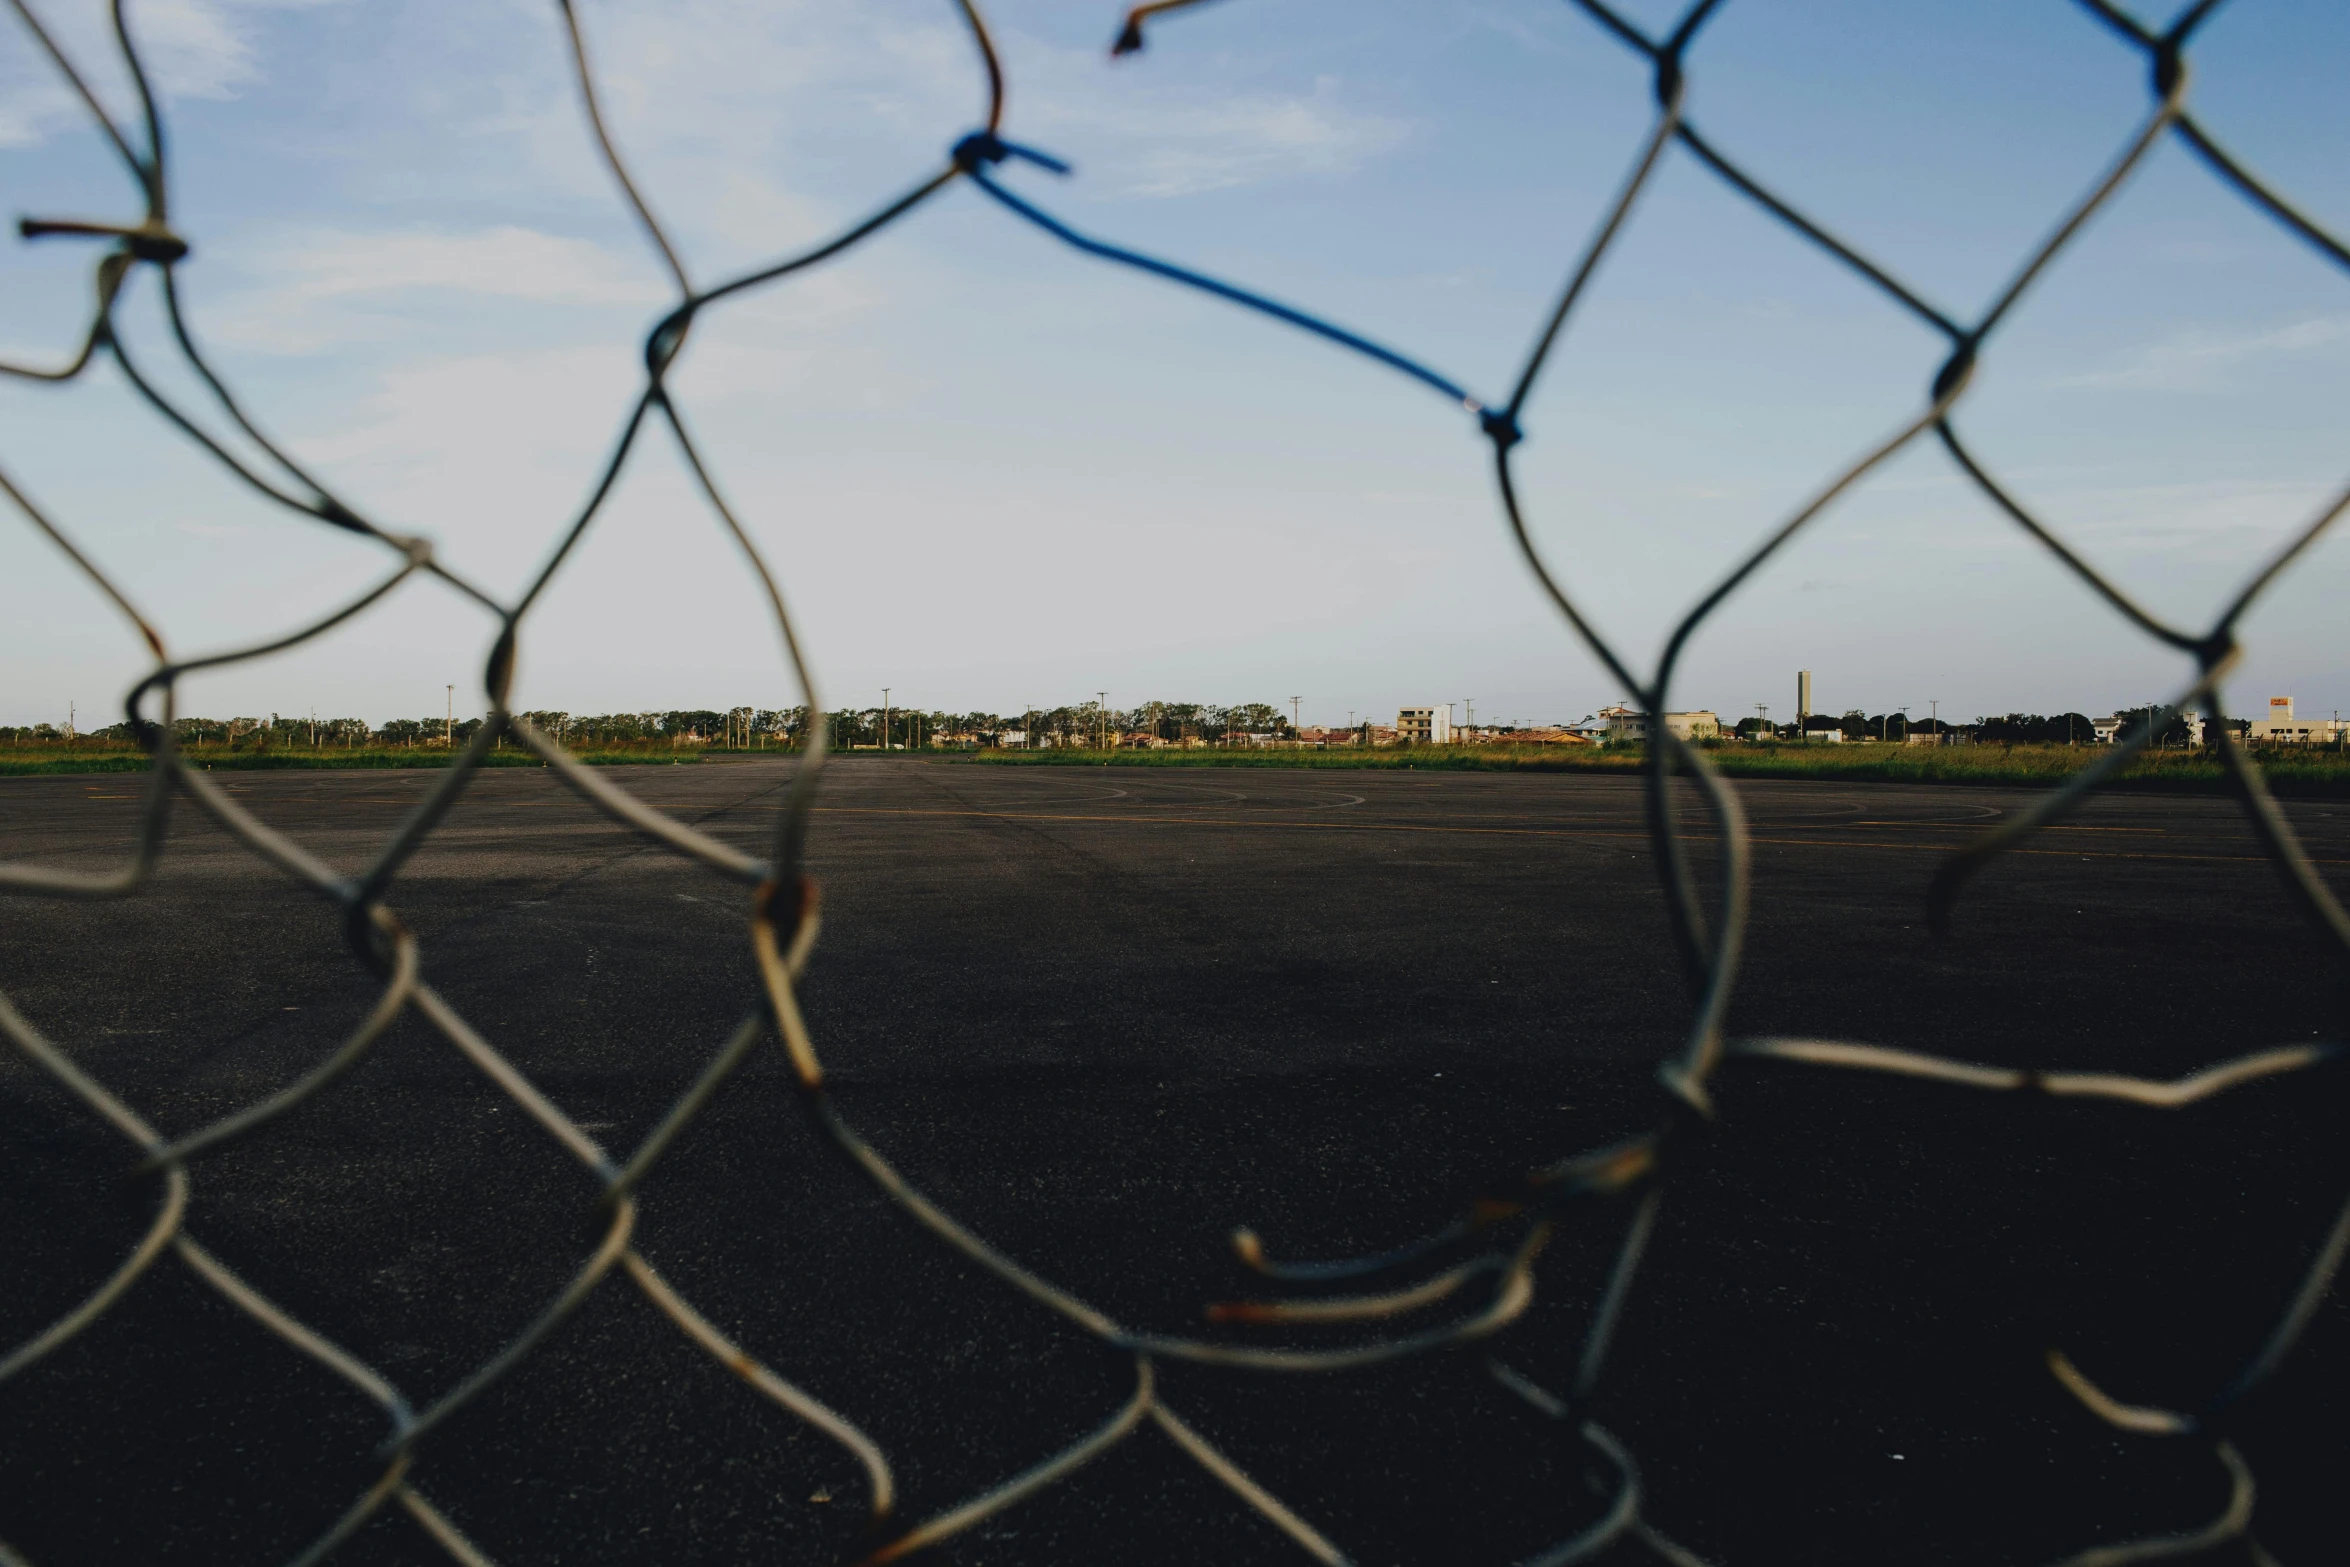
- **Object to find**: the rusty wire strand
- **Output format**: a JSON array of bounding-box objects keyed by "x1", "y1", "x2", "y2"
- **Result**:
[{"x1": 3, "y1": 0, "x2": 2348, "y2": 1563}]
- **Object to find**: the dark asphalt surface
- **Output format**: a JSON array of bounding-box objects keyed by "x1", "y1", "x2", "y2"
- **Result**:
[{"x1": 3, "y1": 758, "x2": 2347, "y2": 1566}]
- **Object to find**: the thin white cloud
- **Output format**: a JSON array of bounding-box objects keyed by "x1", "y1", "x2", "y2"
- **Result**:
[
  {"x1": 2013, "y1": 477, "x2": 2336, "y2": 568},
  {"x1": 2060, "y1": 316, "x2": 2350, "y2": 393},
  {"x1": 505, "y1": 6, "x2": 1410, "y2": 214},
  {"x1": 0, "y1": 0, "x2": 293, "y2": 147},
  {"x1": 1017, "y1": 54, "x2": 1412, "y2": 199},
  {"x1": 294, "y1": 343, "x2": 636, "y2": 471},
  {"x1": 279, "y1": 225, "x2": 660, "y2": 305},
  {"x1": 200, "y1": 225, "x2": 666, "y2": 352},
  {"x1": 1114, "y1": 81, "x2": 1412, "y2": 199}
]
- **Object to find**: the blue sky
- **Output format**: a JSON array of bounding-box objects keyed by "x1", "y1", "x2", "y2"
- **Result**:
[{"x1": 2, "y1": 0, "x2": 2345, "y2": 731}]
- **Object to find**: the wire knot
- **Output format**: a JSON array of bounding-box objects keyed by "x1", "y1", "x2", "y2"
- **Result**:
[
  {"x1": 2150, "y1": 40, "x2": 2186, "y2": 100},
  {"x1": 1479, "y1": 407, "x2": 1524, "y2": 451},
  {"x1": 950, "y1": 131, "x2": 1071, "y2": 177},
  {"x1": 19, "y1": 216, "x2": 189, "y2": 264},
  {"x1": 1652, "y1": 53, "x2": 1684, "y2": 112},
  {"x1": 1930, "y1": 340, "x2": 1978, "y2": 402}
]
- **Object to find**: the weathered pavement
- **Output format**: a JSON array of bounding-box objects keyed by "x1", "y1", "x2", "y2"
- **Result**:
[{"x1": 3, "y1": 758, "x2": 2346, "y2": 1564}]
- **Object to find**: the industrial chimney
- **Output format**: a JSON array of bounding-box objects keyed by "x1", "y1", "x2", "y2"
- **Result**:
[{"x1": 1797, "y1": 670, "x2": 1813, "y2": 724}]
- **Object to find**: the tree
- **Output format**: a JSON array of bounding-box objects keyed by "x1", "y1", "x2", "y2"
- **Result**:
[
  {"x1": 1863, "y1": 712, "x2": 1911, "y2": 741},
  {"x1": 519, "y1": 710, "x2": 572, "y2": 744},
  {"x1": 2116, "y1": 705, "x2": 2195, "y2": 748}
]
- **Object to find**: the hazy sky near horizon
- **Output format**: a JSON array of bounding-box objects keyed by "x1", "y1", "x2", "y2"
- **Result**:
[{"x1": 2, "y1": 0, "x2": 2346, "y2": 732}]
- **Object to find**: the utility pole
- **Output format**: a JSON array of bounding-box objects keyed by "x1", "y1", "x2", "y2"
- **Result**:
[
  {"x1": 1929, "y1": 698, "x2": 1938, "y2": 744},
  {"x1": 1465, "y1": 698, "x2": 1474, "y2": 734},
  {"x1": 1100, "y1": 691, "x2": 1109, "y2": 750},
  {"x1": 445, "y1": 685, "x2": 453, "y2": 748},
  {"x1": 882, "y1": 688, "x2": 891, "y2": 753},
  {"x1": 1755, "y1": 703, "x2": 1769, "y2": 741},
  {"x1": 1289, "y1": 696, "x2": 1302, "y2": 737}
]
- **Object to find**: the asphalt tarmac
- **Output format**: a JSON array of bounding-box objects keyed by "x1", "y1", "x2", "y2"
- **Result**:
[{"x1": 3, "y1": 757, "x2": 2347, "y2": 1566}]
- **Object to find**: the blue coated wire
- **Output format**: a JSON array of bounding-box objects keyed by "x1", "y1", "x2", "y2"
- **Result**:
[{"x1": 958, "y1": 135, "x2": 1490, "y2": 418}]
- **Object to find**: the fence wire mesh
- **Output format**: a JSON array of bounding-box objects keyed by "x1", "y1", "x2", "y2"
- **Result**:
[{"x1": 3, "y1": 1, "x2": 2348, "y2": 1563}]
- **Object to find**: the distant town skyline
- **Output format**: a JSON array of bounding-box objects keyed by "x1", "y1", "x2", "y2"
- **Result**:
[
  {"x1": 17, "y1": 685, "x2": 2337, "y2": 741},
  {"x1": 5, "y1": 3, "x2": 2346, "y2": 733}
]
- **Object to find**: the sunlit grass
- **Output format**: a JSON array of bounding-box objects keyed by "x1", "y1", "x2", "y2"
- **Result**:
[
  {"x1": 0, "y1": 743, "x2": 711, "y2": 776},
  {"x1": 960, "y1": 742, "x2": 2350, "y2": 796}
]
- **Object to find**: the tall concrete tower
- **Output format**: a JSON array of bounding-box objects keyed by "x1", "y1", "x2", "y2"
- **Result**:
[{"x1": 1797, "y1": 670, "x2": 1813, "y2": 724}]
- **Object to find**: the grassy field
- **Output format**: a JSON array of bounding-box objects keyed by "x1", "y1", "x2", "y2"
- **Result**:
[
  {"x1": 962, "y1": 741, "x2": 2350, "y2": 797},
  {"x1": 0, "y1": 745, "x2": 713, "y2": 777}
]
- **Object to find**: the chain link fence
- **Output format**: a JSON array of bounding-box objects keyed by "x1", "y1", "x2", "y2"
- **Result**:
[{"x1": 4, "y1": 1, "x2": 2348, "y2": 1562}]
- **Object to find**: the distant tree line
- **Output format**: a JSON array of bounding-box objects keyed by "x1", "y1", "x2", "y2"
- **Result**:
[
  {"x1": 812, "y1": 700, "x2": 1300, "y2": 749},
  {"x1": 0, "y1": 700, "x2": 1307, "y2": 752},
  {"x1": 0, "y1": 700, "x2": 2264, "y2": 754},
  {"x1": 1715, "y1": 708, "x2": 2207, "y2": 746}
]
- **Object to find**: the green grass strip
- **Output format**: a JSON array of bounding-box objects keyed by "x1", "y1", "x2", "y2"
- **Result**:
[
  {"x1": 954, "y1": 743, "x2": 2350, "y2": 798},
  {"x1": 0, "y1": 748, "x2": 711, "y2": 778}
]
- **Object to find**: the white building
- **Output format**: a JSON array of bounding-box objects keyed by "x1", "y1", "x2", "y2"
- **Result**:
[
  {"x1": 1602, "y1": 706, "x2": 1721, "y2": 744},
  {"x1": 2249, "y1": 696, "x2": 2347, "y2": 745},
  {"x1": 1396, "y1": 706, "x2": 1455, "y2": 744}
]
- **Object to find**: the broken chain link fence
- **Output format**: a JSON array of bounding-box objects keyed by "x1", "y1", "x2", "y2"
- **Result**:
[{"x1": 5, "y1": 0, "x2": 2349, "y2": 1562}]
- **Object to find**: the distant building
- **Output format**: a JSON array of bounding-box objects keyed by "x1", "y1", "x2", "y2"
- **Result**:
[
  {"x1": 1396, "y1": 706, "x2": 1455, "y2": 744},
  {"x1": 2091, "y1": 716, "x2": 2122, "y2": 744},
  {"x1": 1668, "y1": 711, "x2": 1721, "y2": 741},
  {"x1": 1603, "y1": 707, "x2": 1720, "y2": 744},
  {"x1": 2249, "y1": 696, "x2": 2347, "y2": 745}
]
